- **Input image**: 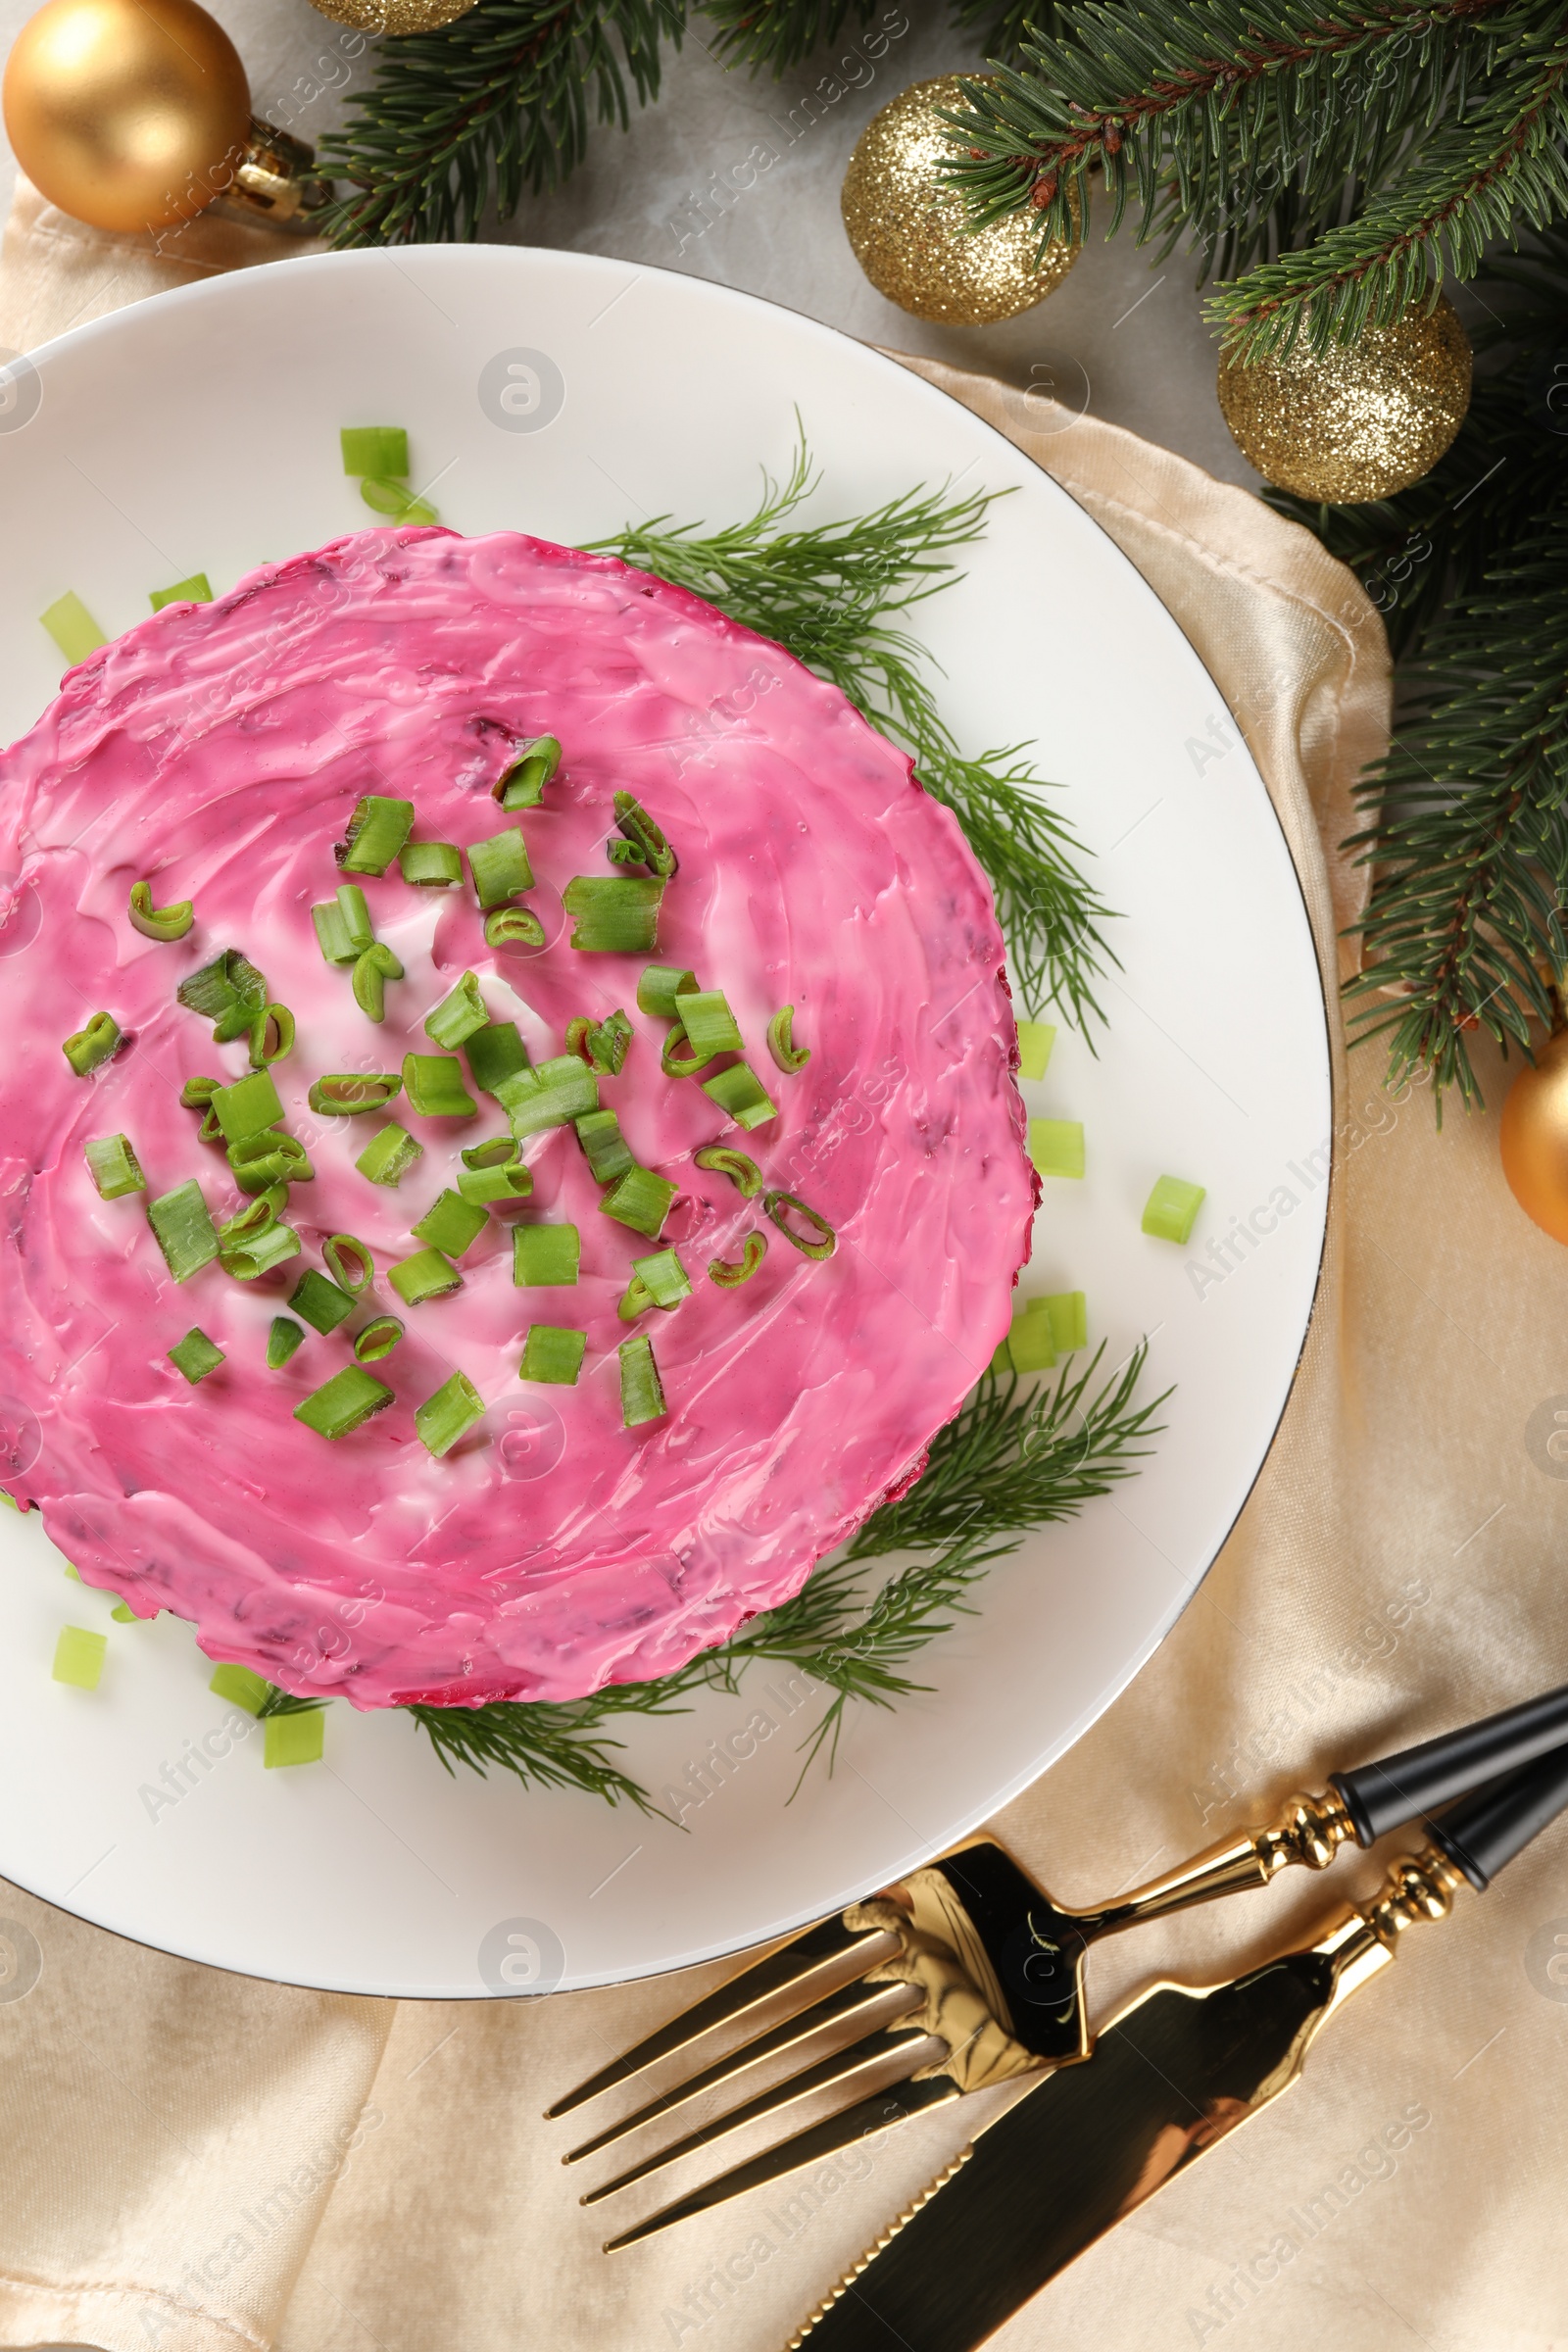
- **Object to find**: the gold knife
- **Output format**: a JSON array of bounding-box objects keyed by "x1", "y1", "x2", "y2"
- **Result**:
[{"x1": 786, "y1": 1743, "x2": 1568, "y2": 2351}]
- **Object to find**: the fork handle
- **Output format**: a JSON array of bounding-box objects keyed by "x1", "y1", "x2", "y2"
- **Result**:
[{"x1": 1330, "y1": 1678, "x2": 1568, "y2": 1844}]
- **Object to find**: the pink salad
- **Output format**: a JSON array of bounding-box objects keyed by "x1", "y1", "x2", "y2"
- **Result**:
[{"x1": 0, "y1": 527, "x2": 1034, "y2": 1707}]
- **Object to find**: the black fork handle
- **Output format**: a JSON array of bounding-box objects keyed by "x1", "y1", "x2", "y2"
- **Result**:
[{"x1": 1331, "y1": 1677, "x2": 1568, "y2": 1844}]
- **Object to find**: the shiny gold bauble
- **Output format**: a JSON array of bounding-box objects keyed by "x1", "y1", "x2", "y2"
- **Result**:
[
  {"x1": 842, "y1": 75, "x2": 1079, "y2": 326},
  {"x1": 2, "y1": 0, "x2": 251, "y2": 232},
  {"x1": 1217, "y1": 297, "x2": 1472, "y2": 502},
  {"x1": 1499, "y1": 1029, "x2": 1568, "y2": 1245},
  {"x1": 307, "y1": 0, "x2": 477, "y2": 31}
]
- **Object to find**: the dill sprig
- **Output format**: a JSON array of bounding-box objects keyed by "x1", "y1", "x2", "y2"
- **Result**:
[
  {"x1": 591, "y1": 434, "x2": 1115, "y2": 1026},
  {"x1": 258, "y1": 1683, "x2": 324, "y2": 1717},
  {"x1": 407, "y1": 1348, "x2": 1164, "y2": 1802}
]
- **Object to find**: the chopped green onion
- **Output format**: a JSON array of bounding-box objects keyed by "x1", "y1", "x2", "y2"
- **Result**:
[
  {"x1": 248, "y1": 1004, "x2": 295, "y2": 1068},
  {"x1": 401, "y1": 1054, "x2": 476, "y2": 1119},
  {"x1": 312, "y1": 884, "x2": 374, "y2": 968},
  {"x1": 253, "y1": 1183, "x2": 289, "y2": 1218},
  {"x1": 1045, "y1": 1291, "x2": 1087, "y2": 1352},
  {"x1": 637, "y1": 965, "x2": 699, "y2": 1018},
  {"x1": 695, "y1": 1145, "x2": 765, "y2": 1198},
  {"x1": 148, "y1": 1180, "x2": 220, "y2": 1281},
  {"x1": 210, "y1": 1660, "x2": 270, "y2": 1712},
  {"x1": 227, "y1": 1130, "x2": 313, "y2": 1193},
  {"x1": 53, "y1": 1625, "x2": 107, "y2": 1688},
  {"x1": 308, "y1": 1072, "x2": 402, "y2": 1116},
  {"x1": 169, "y1": 1328, "x2": 224, "y2": 1382},
  {"x1": 341, "y1": 425, "x2": 409, "y2": 477},
  {"x1": 709, "y1": 1233, "x2": 767, "y2": 1288},
  {"x1": 424, "y1": 971, "x2": 488, "y2": 1049},
  {"x1": 177, "y1": 950, "x2": 268, "y2": 1044},
  {"x1": 111, "y1": 1601, "x2": 140, "y2": 1623},
  {"x1": 679, "y1": 990, "x2": 744, "y2": 1068},
  {"x1": 399, "y1": 840, "x2": 464, "y2": 888},
  {"x1": 599, "y1": 1165, "x2": 676, "y2": 1241},
  {"x1": 288, "y1": 1268, "x2": 356, "y2": 1334},
  {"x1": 388, "y1": 1247, "x2": 462, "y2": 1304},
  {"x1": 356, "y1": 1122, "x2": 423, "y2": 1186},
  {"x1": 294, "y1": 1363, "x2": 392, "y2": 1439},
  {"x1": 574, "y1": 1107, "x2": 635, "y2": 1187},
  {"x1": 83, "y1": 1133, "x2": 145, "y2": 1199},
  {"x1": 618, "y1": 1334, "x2": 667, "y2": 1428},
  {"x1": 63, "y1": 1012, "x2": 121, "y2": 1076},
  {"x1": 513, "y1": 1222, "x2": 580, "y2": 1287},
  {"x1": 702, "y1": 1060, "x2": 777, "y2": 1131},
  {"x1": 322, "y1": 1234, "x2": 374, "y2": 1296},
  {"x1": 496, "y1": 1053, "x2": 597, "y2": 1140},
  {"x1": 568, "y1": 1009, "x2": 633, "y2": 1076},
  {"x1": 411, "y1": 1189, "x2": 488, "y2": 1260},
  {"x1": 416, "y1": 1370, "x2": 485, "y2": 1458},
  {"x1": 467, "y1": 828, "x2": 534, "y2": 909},
  {"x1": 265, "y1": 1709, "x2": 325, "y2": 1768},
  {"x1": 353, "y1": 943, "x2": 404, "y2": 1023},
  {"x1": 458, "y1": 1161, "x2": 534, "y2": 1205},
  {"x1": 339, "y1": 796, "x2": 414, "y2": 877},
  {"x1": 610, "y1": 791, "x2": 677, "y2": 879},
  {"x1": 1028, "y1": 1119, "x2": 1084, "y2": 1180},
  {"x1": 660, "y1": 1022, "x2": 704, "y2": 1080},
  {"x1": 484, "y1": 906, "x2": 547, "y2": 950},
  {"x1": 128, "y1": 879, "x2": 194, "y2": 942},
  {"x1": 361, "y1": 478, "x2": 437, "y2": 525},
  {"x1": 149, "y1": 573, "x2": 212, "y2": 612},
  {"x1": 766, "y1": 1004, "x2": 810, "y2": 1074},
  {"x1": 218, "y1": 1196, "x2": 277, "y2": 1249},
  {"x1": 293, "y1": 1364, "x2": 392, "y2": 1430},
  {"x1": 762, "y1": 1189, "x2": 836, "y2": 1260},
  {"x1": 354, "y1": 1315, "x2": 404, "y2": 1363},
  {"x1": 617, "y1": 1274, "x2": 655, "y2": 1320},
  {"x1": 466, "y1": 1020, "x2": 530, "y2": 1098},
  {"x1": 564, "y1": 876, "x2": 663, "y2": 954},
  {"x1": 520, "y1": 1325, "x2": 586, "y2": 1385},
  {"x1": 267, "y1": 1317, "x2": 305, "y2": 1369},
  {"x1": 495, "y1": 735, "x2": 561, "y2": 810},
  {"x1": 462, "y1": 1134, "x2": 521, "y2": 1171},
  {"x1": 1142, "y1": 1174, "x2": 1205, "y2": 1245},
  {"x1": 624, "y1": 1248, "x2": 689, "y2": 1312},
  {"x1": 179, "y1": 1076, "x2": 220, "y2": 1109},
  {"x1": 313, "y1": 903, "x2": 354, "y2": 965},
  {"x1": 212, "y1": 1068, "x2": 282, "y2": 1142},
  {"x1": 997, "y1": 1298, "x2": 1056, "y2": 1375},
  {"x1": 1016, "y1": 1021, "x2": 1056, "y2": 1082},
  {"x1": 41, "y1": 591, "x2": 106, "y2": 667},
  {"x1": 220, "y1": 1220, "x2": 301, "y2": 1281}
]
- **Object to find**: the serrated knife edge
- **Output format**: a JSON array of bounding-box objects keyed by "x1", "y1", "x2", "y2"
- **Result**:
[{"x1": 786, "y1": 2144, "x2": 975, "y2": 2349}]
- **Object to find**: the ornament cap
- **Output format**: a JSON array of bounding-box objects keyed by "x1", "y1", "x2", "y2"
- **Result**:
[{"x1": 220, "y1": 120, "x2": 333, "y2": 231}]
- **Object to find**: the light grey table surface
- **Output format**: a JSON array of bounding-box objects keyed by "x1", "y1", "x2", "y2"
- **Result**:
[{"x1": 0, "y1": 0, "x2": 1258, "y2": 488}]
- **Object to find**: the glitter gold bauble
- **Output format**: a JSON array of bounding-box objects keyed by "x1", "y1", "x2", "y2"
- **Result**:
[
  {"x1": 1217, "y1": 297, "x2": 1472, "y2": 503},
  {"x1": 1499, "y1": 1029, "x2": 1568, "y2": 1245},
  {"x1": 842, "y1": 75, "x2": 1079, "y2": 326},
  {"x1": 307, "y1": 0, "x2": 477, "y2": 31},
  {"x1": 3, "y1": 0, "x2": 252, "y2": 232}
]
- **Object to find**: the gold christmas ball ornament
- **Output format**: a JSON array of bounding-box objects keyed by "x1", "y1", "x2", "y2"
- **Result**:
[
  {"x1": 1499, "y1": 1028, "x2": 1568, "y2": 1245},
  {"x1": 1217, "y1": 297, "x2": 1472, "y2": 503},
  {"x1": 842, "y1": 75, "x2": 1079, "y2": 326},
  {"x1": 3, "y1": 0, "x2": 251, "y2": 232},
  {"x1": 306, "y1": 0, "x2": 478, "y2": 33}
]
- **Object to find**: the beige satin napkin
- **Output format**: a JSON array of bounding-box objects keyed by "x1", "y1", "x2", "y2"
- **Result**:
[{"x1": 2, "y1": 202, "x2": 1565, "y2": 2352}]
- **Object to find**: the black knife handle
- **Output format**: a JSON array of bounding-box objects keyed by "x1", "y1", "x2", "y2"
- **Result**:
[
  {"x1": 1329, "y1": 1678, "x2": 1568, "y2": 1844},
  {"x1": 1427, "y1": 1739, "x2": 1568, "y2": 1889}
]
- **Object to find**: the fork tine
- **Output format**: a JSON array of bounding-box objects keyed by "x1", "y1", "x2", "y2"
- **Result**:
[
  {"x1": 564, "y1": 1977, "x2": 921, "y2": 2165},
  {"x1": 545, "y1": 1912, "x2": 899, "y2": 2119},
  {"x1": 600, "y1": 2074, "x2": 964, "y2": 2251},
  {"x1": 579, "y1": 2019, "x2": 943, "y2": 2206}
]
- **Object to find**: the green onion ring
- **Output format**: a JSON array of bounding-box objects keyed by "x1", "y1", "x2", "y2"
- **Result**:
[
  {"x1": 766, "y1": 1004, "x2": 811, "y2": 1073},
  {"x1": 248, "y1": 1003, "x2": 295, "y2": 1067},
  {"x1": 708, "y1": 1232, "x2": 768, "y2": 1288},
  {"x1": 63, "y1": 1011, "x2": 122, "y2": 1077},
  {"x1": 484, "y1": 906, "x2": 547, "y2": 950},
  {"x1": 352, "y1": 944, "x2": 404, "y2": 1023},
  {"x1": 661, "y1": 1021, "x2": 705, "y2": 1079},
  {"x1": 762, "y1": 1189, "x2": 837, "y2": 1260},
  {"x1": 353, "y1": 1314, "x2": 405, "y2": 1364},
  {"x1": 308, "y1": 1073, "x2": 403, "y2": 1116},
  {"x1": 323, "y1": 1234, "x2": 374, "y2": 1297},
  {"x1": 128, "y1": 880, "x2": 194, "y2": 942},
  {"x1": 694, "y1": 1146, "x2": 765, "y2": 1199}
]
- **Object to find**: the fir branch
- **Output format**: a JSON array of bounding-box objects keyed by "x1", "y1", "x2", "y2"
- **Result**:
[
  {"x1": 317, "y1": 0, "x2": 682, "y2": 248},
  {"x1": 948, "y1": 0, "x2": 1063, "y2": 65},
  {"x1": 591, "y1": 436, "x2": 1114, "y2": 1024},
  {"x1": 1340, "y1": 517, "x2": 1568, "y2": 1110},
  {"x1": 699, "y1": 0, "x2": 879, "y2": 74}
]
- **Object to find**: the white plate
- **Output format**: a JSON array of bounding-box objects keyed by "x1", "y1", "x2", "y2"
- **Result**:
[{"x1": 0, "y1": 247, "x2": 1328, "y2": 1997}]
